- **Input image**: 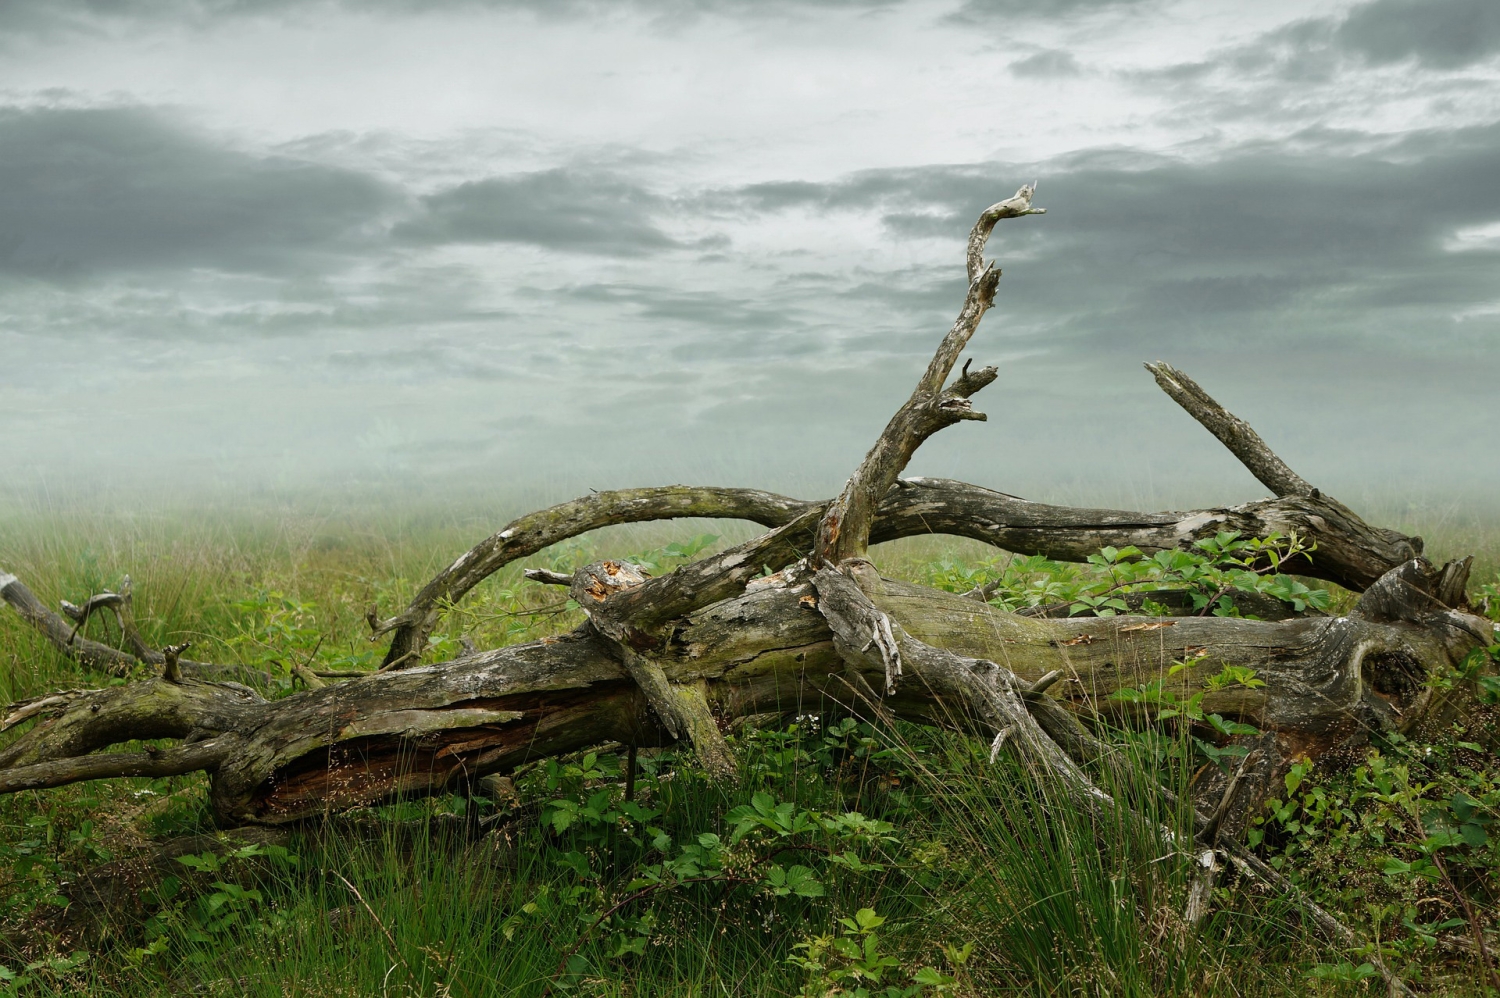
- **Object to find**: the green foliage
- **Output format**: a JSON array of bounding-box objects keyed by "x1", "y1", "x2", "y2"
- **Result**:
[
  {"x1": 1, "y1": 514, "x2": 1496, "y2": 996},
  {"x1": 1459, "y1": 638, "x2": 1500, "y2": 705},
  {"x1": 522, "y1": 742, "x2": 911, "y2": 991},
  {"x1": 1251, "y1": 731, "x2": 1499, "y2": 982},
  {"x1": 923, "y1": 532, "x2": 1333, "y2": 620},
  {"x1": 787, "y1": 907, "x2": 967, "y2": 998},
  {"x1": 0, "y1": 951, "x2": 89, "y2": 996},
  {"x1": 627, "y1": 533, "x2": 721, "y2": 574},
  {"x1": 1307, "y1": 959, "x2": 1379, "y2": 983},
  {"x1": 129, "y1": 843, "x2": 302, "y2": 966},
  {"x1": 1475, "y1": 572, "x2": 1500, "y2": 622},
  {"x1": 1108, "y1": 660, "x2": 1265, "y2": 770}
]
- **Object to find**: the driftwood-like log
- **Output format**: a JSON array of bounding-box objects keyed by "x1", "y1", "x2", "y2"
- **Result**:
[
  {"x1": 5, "y1": 479, "x2": 1422, "y2": 684},
  {"x1": 0, "y1": 556, "x2": 1489, "y2": 825},
  {"x1": 1, "y1": 188, "x2": 1476, "y2": 822}
]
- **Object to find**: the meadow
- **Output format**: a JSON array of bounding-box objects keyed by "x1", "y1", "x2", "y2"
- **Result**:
[{"x1": 0, "y1": 494, "x2": 1496, "y2": 997}]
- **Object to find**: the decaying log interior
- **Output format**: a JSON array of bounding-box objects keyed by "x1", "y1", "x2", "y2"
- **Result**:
[{"x1": 2, "y1": 184, "x2": 1495, "y2": 993}]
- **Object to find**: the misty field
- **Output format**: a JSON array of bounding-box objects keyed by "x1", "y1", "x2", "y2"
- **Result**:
[{"x1": 1, "y1": 499, "x2": 1497, "y2": 997}]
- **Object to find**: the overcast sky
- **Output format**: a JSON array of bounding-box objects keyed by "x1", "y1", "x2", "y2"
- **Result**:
[{"x1": 2, "y1": 0, "x2": 1498, "y2": 512}]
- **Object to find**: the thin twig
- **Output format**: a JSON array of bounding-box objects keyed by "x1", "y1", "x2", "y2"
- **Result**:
[{"x1": 333, "y1": 871, "x2": 410, "y2": 976}]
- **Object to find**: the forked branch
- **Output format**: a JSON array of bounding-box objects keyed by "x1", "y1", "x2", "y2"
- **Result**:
[
  {"x1": 376, "y1": 486, "x2": 813, "y2": 668},
  {"x1": 813, "y1": 183, "x2": 1044, "y2": 567},
  {"x1": 1, "y1": 572, "x2": 259, "y2": 683}
]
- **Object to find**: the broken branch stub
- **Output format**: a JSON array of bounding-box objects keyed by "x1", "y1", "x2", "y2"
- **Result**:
[
  {"x1": 1145, "y1": 362, "x2": 1312, "y2": 498},
  {"x1": 569, "y1": 561, "x2": 737, "y2": 779}
]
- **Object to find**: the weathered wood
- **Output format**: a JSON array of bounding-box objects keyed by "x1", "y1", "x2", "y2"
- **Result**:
[
  {"x1": 0, "y1": 738, "x2": 232, "y2": 795},
  {"x1": 1146, "y1": 362, "x2": 1312, "y2": 497},
  {"x1": 569, "y1": 560, "x2": 737, "y2": 778},
  {"x1": 0, "y1": 559, "x2": 1489, "y2": 825},
  {"x1": 813, "y1": 184, "x2": 1045, "y2": 568},
  {"x1": 1, "y1": 572, "x2": 266, "y2": 684},
  {"x1": 374, "y1": 486, "x2": 813, "y2": 667},
  {"x1": 813, "y1": 560, "x2": 1136, "y2": 832},
  {"x1": 361, "y1": 473, "x2": 1423, "y2": 673},
  {"x1": 874, "y1": 478, "x2": 1423, "y2": 593},
  {"x1": 2, "y1": 571, "x2": 137, "y2": 676},
  {"x1": 356, "y1": 349, "x2": 1424, "y2": 673},
  {"x1": 0, "y1": 675, "x2": 265, "y2": 771}
]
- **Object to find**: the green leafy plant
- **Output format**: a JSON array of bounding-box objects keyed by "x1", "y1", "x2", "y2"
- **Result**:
[
  {"x1": 0, "y1": 950, "x2": 90, "y2": 995},
  {"x1": 130, "y1": 843, "x2": 302, "y2": 966},
  {"x1": 628, "y1": 533, "x2": 721, "y2": 574},
  {"x1": 926, "y1": 533, "x2": 1332, "y2": 621},
  {"x1": 788, "y1": 907, "x2": 971, "y2": 998},
  {"x1": 1109, "y1": 660, "x2": 1264, "y2": 769},
  {"x1": 1306, "y1": 959, "x2": 1379, "y2": 983}
]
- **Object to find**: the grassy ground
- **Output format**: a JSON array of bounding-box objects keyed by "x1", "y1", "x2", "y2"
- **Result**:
[{"x1": 0, "y1": 500, "x2": 1497, "y2": 997}]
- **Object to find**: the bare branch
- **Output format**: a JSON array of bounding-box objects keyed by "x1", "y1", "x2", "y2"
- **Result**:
[
  {"x1": 1221, "y1": 841, "x2": 1414, "y2": 996},
  {"x1": 0, "y1": 738, "x2": 232, "y2": 795},
  {"x1": 376, "y1": 485, "x2": 815, "y2": 668},
  {"x1": 966, "y1": 182, "x2": 1046, "y2": 286},
  {"x1": 1, "y1": 571, "x2": 264, "y2": 684},
  {"x1": 3, "y1": 572, "x2": 138, "y2": 676},
  {"x1": 548, "y1": 506, "x2": 826, "y2": 648},
  {"x1": 874, "y1": 478, "x2": 1423, "y2": 592},
  {"x1": 813, "y1": 186, "x2": 1044, "y2": 567},
  {"x1": 292, "y1": 663, "x2": 328, "y2": 689},
  {"x1": 524, "y1": 568, "x2": 574, "y2": 586},
  {"x1": 1145, "y1": 362, "x2": 1311, "y2": 497}
]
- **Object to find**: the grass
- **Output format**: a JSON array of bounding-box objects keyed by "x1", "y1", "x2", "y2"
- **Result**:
[{"x1": 0, "y1": 498, "x2": 1497, "y2": 997}]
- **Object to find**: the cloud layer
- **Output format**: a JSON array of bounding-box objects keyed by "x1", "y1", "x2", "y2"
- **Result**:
[
  {"x1": 0, "y1": 106, "x2": 397, "y2": 277},
  {"x1": 1, "y1": 0, "x2": 1497, "y2": 509}
]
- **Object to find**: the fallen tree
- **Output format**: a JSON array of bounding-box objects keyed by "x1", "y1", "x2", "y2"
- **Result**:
[{"x1": 3, "y1": 185, "x2": 1495, "y2": 989}]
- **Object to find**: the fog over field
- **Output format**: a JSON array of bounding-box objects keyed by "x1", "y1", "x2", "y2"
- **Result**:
[{"x1": 2, "y1": 0, "x2": 1498, "y2": 513}]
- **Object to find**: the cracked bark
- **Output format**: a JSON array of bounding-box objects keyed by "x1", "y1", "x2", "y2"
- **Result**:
[{"x1": 0, "y1": 548, "x2": 1487, "y2": 826}]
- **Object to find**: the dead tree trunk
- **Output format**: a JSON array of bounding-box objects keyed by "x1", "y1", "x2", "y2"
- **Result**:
[
  {"x1": 2, "y1": 185, "x2": 1493, "y2": 991},
  {"x1": 2, "y1": 556, "x2": 1487, "y2": 822}
]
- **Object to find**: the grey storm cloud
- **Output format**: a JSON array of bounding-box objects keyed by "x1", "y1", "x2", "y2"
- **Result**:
[
  {"x1": 395, "y1": 170, "x2": 679, "y2": 256},
  {"x1": 2, "y1": 0, "x2": 1498, "y2": 500},
  {"x1": 0, "y1": 0, "x2": 899, "y2": 40},
  {"x1": 1336, "y1": 0, "x2": 1500, "y2": 69},
  {"x1": 563, "y1": 283, "x2": 795, "y2": 330},
  {"x1": 954, "y1": 0, "x2": 1157, "y2": 21},
  {"x1": 1009, "y1": 50, "x2": 1082, "y2": 77},
  {"x1": 0, "y1": 105, "x2": 398, "y2": 278},
  {"x1": 726, "y1": 124, "x2": 1500, "y2": 354},
  {"x1": 1139, "y1": 0, "x2": 1500, "y2": 95}
]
